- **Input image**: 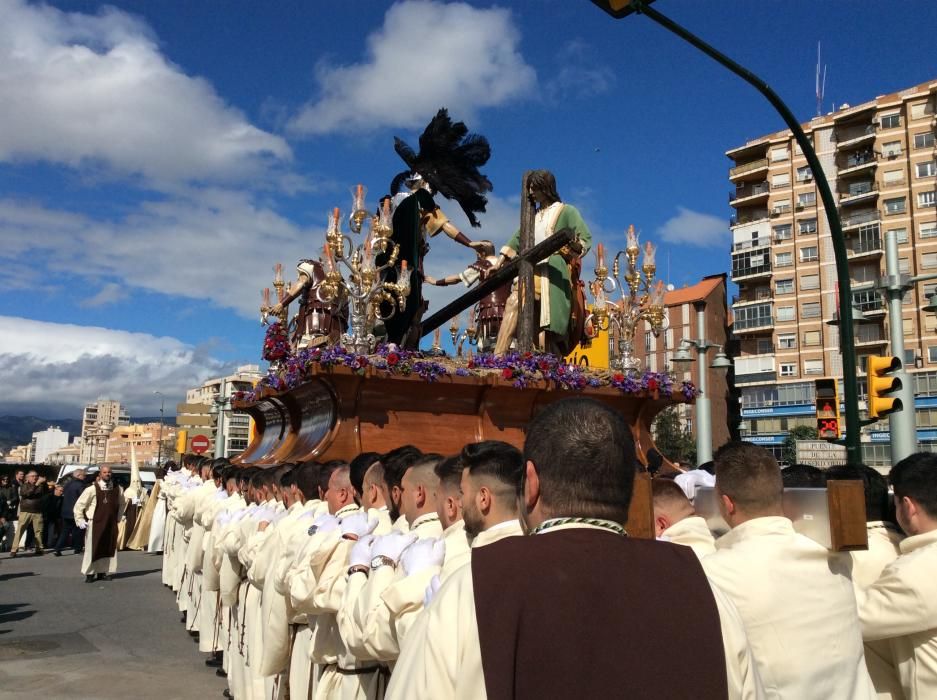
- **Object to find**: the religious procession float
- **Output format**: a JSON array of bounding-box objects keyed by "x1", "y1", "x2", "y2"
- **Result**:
[{"x1": 231, "y1": 110, "x2": 698, "y2": 512}]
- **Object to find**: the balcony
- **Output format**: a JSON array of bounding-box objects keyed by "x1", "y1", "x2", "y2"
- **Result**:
[
  {"x1": 734, "y1": 315, "x2": 774, "y2": 333},
  {"x1": 853, "y1": 290, "x2": 885, "y2": 316},
  {"x1": 732, "y1": 289, "x2": 774, "y2": 306},
  {"x1": 847, "y1": 236, "x2": 883, "y2": 258},
  {"x1": 729, "y1": 157, "x2": 769, "y2": 181},
  {"x1": 838, "y1": 153, "x2": 879, "y2": 177},
  {"x1": 731, "y1": 236, "x2": 771, "y2": 252},
  {"x1": 840, "y1": 186, "x2": 879, "y2": 207},
  {"x1": 841, "y1": 209, "x2": 880, "y2": 231},
  {"x1": 730, "y1": 182, "x2": 770, "y2": 206},
  {"x1": 730, "y1": 210, "x2": 771, "y2": 227},
  {"x1": 731, "y1": 262, "x2": 772, "y2": 282},
  {"x1": 834, "y1": 124, "x2": 877, "y2": 149},
  {"x1": 771, "y1": 203, "x2": 792, "y2": 218},
  {"x1": 734, "y1": 355, "x2": 777, "y2": 384}
]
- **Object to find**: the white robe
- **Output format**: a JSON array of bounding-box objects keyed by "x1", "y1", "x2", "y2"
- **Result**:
[
  {"x1": 662, "y1": 515, "x2": 716, "y2": 559},
  {"x1": 148, "y1": 479, "x2": 167, "y2": 553},
  {"x1": 388, "y1": 522, "x2": 764, "y2": 700},
  {"x1": 858, "y1": 527, "x2": 937, "y2": 700},
  {"x1": 73, "y1": 483, "x2": 125, "y2": 576},
  {"x1": 703, "y1": 516, "x2": 876, "y2": 699}
]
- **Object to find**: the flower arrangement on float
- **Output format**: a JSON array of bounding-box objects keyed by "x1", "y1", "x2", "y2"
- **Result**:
[{"x1": 236, "y1": 343, "x2": 698, "y2": 404}]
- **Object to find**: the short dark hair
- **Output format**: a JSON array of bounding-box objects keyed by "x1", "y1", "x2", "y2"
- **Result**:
[
  {"x1": 652, "y1": 478, "x2": 692, "y2": 509},
  {"x1": 714, "y1": 442, "x2": 783, "y2": 512},
  {"x1": 434, "y1": 455, "x2": 463, "y2": 491},
  {"x1": 826, "y1": 464, "x2": 891, "y2": 523},
  {"x1": 295, "y1": 462, "x2": 321, "y2": 500},
  {"x1": 350, "y1": 452, "x2": 381, "y2": 496},
  {"x1": 890, "y1": 452, "x2": 937, "y2": 519},
  {"x1": 461, "y1": 441, "x2": 523, "y2": 495},
  {"x1": 211, "y1": 458, "x2": 229, "y2": 481},
  {"x1": 523, "y1": 398, "x2": 636, "y2": 523},
  {"x1": 182, "y1": 453, "x2": 199, "y2": 468},
  {"x1": 381, "y1": 446, "x2": 423, "y2": 490},
  {"x1": 781, "y1": 463, "x2": 827, "y2": 489},
  {"x1": 221, "y1": 466, "x2": 240, "y2": 484},
  {"x1": 318, "y1": 460, "x2": 348, "y2": 494}
]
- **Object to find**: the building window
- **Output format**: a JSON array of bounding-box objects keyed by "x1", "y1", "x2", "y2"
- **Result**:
[
  {"x1": 889, "y1": 227, "x2": 909, "y2": 243},
  {"x1": 645, "y1": 331, "x2": 652, "y2": 354},
  {"x1": 918, "y1": 191, "x2": 936, "y2": 209},
  {"x1": 776, "y1": 278, "x2": 794, "y2": 294},
  {"x1": 800, "y1": 274, "x2": 820, "y2": 290},
  {"x1": 800, "y1": 246, "x2": 819, "y2": 262},
  {"x1": 911, "y1": 100, "x2": 935, "y2": 120},
  {"x1": 883, "y1": 169, "x2": 905, "y2": 185},
  {"x1": 797, "y1": 192, "x2": 816, "y2": 207},
  {"x1": 799, "y1": 219, "x2": 818, "y2": 234},
  {"x1": 914, "y1": 132, "x2": 935, "y2": 150},
  {"x1": 880, "y1": 113, "x2": 901, "y2": 129},
  {"x1": 899, "y1": 257, "x2": 911, "y2": 273},
  {"x1": 804, "y1": 359, "x2": 824, "y2": 375},
  {"x1": 924, "y1": 253, "x2": 937, "y2": 269},
  {"x1": 734, "y1": 303, "x2": 773, "y2": 330},
  {"x1": 756, "y1": 339, "x2": 773, "y2": 354},
  {"x1": 796, "y1": 166, "x2": 813, "y2": 182},
  {"x1": 885, "y1": 197, "x2": 907, "y2": 215},
  {"x1": 921, "y1": 222, "x2": 937, "y2": 239},
  {"x1": 929, "y1": 347, "x2": 937, "y2": 364},
  {"x1": 917, "y1": 161, "x2": 937, "y2": 178},
  {"x1": 774, "y1": 224, "x2": 793, "y2": 241},
  {"x1": 770, "y1": 147, "x2": 789, "y2": 162},
  {"x1": 778, "y1": 333, "x2": 797, "y2": 349},
  {"x1": 801, "y1": 302, "x2": 821, "y2": 318},
  {"x1": 903, "y1": 318, "x2": 915, "y2": 336},
  {"x1": 776, "y1": 251, "x2": 793, "y2": 267},
  {"x1": 882, "y1": 141, "x2": 902, "y2": 158},
  {"x1": 777, "y1": 306, "x2": 795, "y2": 322},
  {"x1": 779, "y1": 363, "x2": 797, "y2": 377},
  {"x1": 772, "y1": 173, "x2": 791, "y2": 188},
  {"x1": 803, "y1": 330, "x2": 821, "y2": 347}
]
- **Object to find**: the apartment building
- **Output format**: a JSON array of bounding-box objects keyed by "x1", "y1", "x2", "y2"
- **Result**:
[
  {"x1": 728, "y1": 78, "x2": 937, "y2": 465},
  {"x1": 104, "y1": 422, "x2": 176, "y2": 465},
  {"x1": 177, "y1": 364, "x2": 262, "y2": 458},
  {"x1": 629, "y1": 274, "x2": 735, "y2": 452},
  {"x1": 79, "y1": 399, "x2": 130, "y2": 464},
  {"x1": 30, "y1": 426, "x2": 69, "y2": 464}
]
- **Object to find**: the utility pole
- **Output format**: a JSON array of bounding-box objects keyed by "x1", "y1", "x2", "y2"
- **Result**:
[{"x1": 154, "y1": 391, "x2": 164, "y2": 467}]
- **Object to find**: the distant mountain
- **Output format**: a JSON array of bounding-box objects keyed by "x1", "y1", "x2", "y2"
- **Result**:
[{"x1": 0, "y1": 415, "x2": 170, "y2": 457}]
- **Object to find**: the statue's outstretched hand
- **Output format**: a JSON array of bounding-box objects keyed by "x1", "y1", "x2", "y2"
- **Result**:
[{"x1": 423, "y1": 276, "x2": 438, "y2": 286}]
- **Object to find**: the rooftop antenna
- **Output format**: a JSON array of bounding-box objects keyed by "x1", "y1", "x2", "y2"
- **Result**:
[{"x1": 815, "y1": 41, "x2": 827, "y2": 117}]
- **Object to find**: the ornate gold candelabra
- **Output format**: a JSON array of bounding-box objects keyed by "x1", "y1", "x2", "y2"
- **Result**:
[
  {"x1": 449, "y1": 313, "x2": 478, "y2": 358},
  {"x1": 260, "y1": 264, "x2": 289, "y2": 326},
  {"x1": 588, "y1": 225, "x2": 668, "y2": 371},
  {"x1": 317, "y1": 201, "x2": 411, "y2": 354}
]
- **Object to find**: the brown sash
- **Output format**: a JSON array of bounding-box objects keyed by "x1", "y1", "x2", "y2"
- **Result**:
[
  {"x1": 91, "y1": 483, "x2": 120, "y2": 562},
  {"x1": 471, "y1": 529, "x2": 728, "y2": 700}
]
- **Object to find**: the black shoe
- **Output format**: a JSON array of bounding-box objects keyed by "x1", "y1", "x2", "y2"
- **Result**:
[
  {"x1": 180, "y1": 612, "x2": 187, "y2": 623},
  {"x1": 54, "y1": 551, "x2": 62, "y2": 557},
  {"x1": 222, "y1": 690, "x2": 232, "y2": 699},
  {"x1": 35, "y1": 550, "x2": 44, "y2": 556},
  {"x1": 215, "y1": 668, "x2": 227, "y2": 678},
  {"x1": 85, "y1": 574, "x2": 95, "y2": 583},
  {"x1": 205, "y1": 656, "x2": 223, "y2": 667}
]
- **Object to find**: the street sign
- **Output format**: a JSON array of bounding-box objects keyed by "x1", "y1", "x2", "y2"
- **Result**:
[
  {"x1": 190, "y1": 434, "x2": 210, "y2": 454},
  {"x1": 794, "y1": 440, "x2": 846, "y2": 469}
]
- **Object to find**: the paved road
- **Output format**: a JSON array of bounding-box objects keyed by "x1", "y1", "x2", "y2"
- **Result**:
[{"x1": 0, "y1": 549, "x2": 225, "y2": 700}]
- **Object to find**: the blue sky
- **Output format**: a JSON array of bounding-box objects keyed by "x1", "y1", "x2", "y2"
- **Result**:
[{"x1": 1, "y1": 0, "x2": 935, "y2": 417}]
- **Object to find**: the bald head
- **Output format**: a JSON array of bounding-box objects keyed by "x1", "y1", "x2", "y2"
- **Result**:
[{"x1": 652, "y1": 479, "x2": 695, "y2": 538}]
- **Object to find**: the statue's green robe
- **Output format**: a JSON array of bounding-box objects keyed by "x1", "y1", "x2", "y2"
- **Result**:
[{"x1": 503, "y1": 204, "x2": 592, "y2": 338}]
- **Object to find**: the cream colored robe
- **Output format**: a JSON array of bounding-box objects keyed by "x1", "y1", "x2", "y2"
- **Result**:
[
  {"x1": 387, "y1": 523, "x2": 764, "y2": 700},
  {"x1": 858, "y1": 528, "x2": 937, "y2": 700},
  {"x1": 354, "y1": 513, "x2": 443, "y2": 662},
  {"x1": 662, "y1": 515, "x2": 716, "y2": 559},
  {"x1": 74, "y1": 482, "x2": 125, "y2": 576},
  {"x1": 849, "y1": 523, "x2": 905, "y2": 700},
  {"x1": 703, "y1": 516, "x2": 876, "y2": 699}
]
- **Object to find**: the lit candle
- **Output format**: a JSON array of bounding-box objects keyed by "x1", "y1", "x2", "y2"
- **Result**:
[
  {"x1": 274, "y1": 263, "x2": 283, "y2": 284},
  {"x1": 626, "y1": 224, "x2": 639, "y2": 253},
  {"x1": 262, "y1": 288, "x2": 270, "y2": 306}
]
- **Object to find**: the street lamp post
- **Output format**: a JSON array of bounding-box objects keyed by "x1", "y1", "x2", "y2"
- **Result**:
[
  {"x1": 154, "y1": 391, "x2": 164, "y2": 467},
  {"x1": 672, "y1": 302, "x2": 732, "y2": 465},
  {"x1": 590, "y1": 0, "x2": 862, "y2": 465}
]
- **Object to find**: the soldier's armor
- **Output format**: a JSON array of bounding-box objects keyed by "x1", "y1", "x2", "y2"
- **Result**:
[
  {"x1": 470, "y1": 257, "x2": 510, "y2": 349},
  {"x1": 291, "y1": 260, "x2": 346, "y2": 349}
]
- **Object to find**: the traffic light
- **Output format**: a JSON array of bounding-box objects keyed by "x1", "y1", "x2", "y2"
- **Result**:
[
  {"x1": 175, "y1": 429, "x2": 188, "y2": 455},
  {"x1": 868, "y1": 355, "x2": 903, "y2": 419},
  {"x1": 814, "y1": 378, "x2": 841, "y2": 439}
]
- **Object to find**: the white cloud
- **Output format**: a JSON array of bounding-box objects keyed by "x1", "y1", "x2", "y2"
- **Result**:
[
  {"x1": 289, "y1": 0, "x2": 536, "y2": 135},
  {"x1": 0, "y1": 316, "x2": 228, "y2": 417},
  {"x1": 79, "y1": 282, "x2": 126, "y2": 308},
  {"x1": 0, "y1": 0, "x2": 291, "y2": 186},
  {"x1": 657, "y1": 206, "x2": 729, "y2": 248},
  {"x1": 544, "y1": 39, "x2": 615, "y2": 103}
]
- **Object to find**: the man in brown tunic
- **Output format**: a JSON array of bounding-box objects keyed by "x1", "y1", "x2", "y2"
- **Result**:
[{"x1": 74, "y1": 466, "x2": 125, "y2": 583}]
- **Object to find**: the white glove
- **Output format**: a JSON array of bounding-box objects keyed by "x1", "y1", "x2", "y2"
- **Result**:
[
  {"x1": 340, "y1": 512, "x2": 378, "y2": 540},
  {"x1": 371, "y1": 531, "x2": 417, "y2": 565},
  {"x1": 423, "y1": 574, "x2": 442, "y2": 608},
  {"x1": 349, "y1": 534, "x2": 376, "y2": 568},
  {"x1": 307, "y1": 513, "x2": 340, "y2": 536},
  {"x1": 77, "y1": 522, "x2": 87, "y2": 530},
  {"x1": 401, "y1": 537, "x2": 445, "y2": 576}
]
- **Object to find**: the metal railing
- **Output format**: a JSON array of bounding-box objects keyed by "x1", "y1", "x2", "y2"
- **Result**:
[
  {"x1": 847, "y1": 237, "x2": 883, "y2": 256},
  {"x1": 732, "y1": 289, "x2": 774, "y2": 304},
  {"x1": 834, "y1": 123, "x2": 877, "y2": 144},
  {"x1": 730, "y1": 211, "x2": 771, "y2": 226},
  {"x1": 731, "y1": 182, "x2": 770, "y2": 202},
  {"x1": 729, "y1": 157, "x2": 769, "y2": 178},
  {"x1": 731, "y1": 237, "x2": 772, "y2": 252},
  {"x1": 841, "y1": 152, "x2": 878, "y2": 169},
  {"x1": 840, "y1": 185, "x2": 878, "y2": 203},
  {"x1": 841, "y1": 210, "x2": 880, "y2": 228}
]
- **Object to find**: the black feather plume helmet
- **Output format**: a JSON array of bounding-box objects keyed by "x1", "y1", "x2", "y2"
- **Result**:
[{"x1": 391, "y1": 108, "x2": 493, "y2": 228}]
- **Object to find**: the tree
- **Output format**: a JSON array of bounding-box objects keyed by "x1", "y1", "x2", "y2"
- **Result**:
[
  {"x1": 652, "y1": 406, "x2": 697, "y2": 467},
  {"x1": 781, "y1": 425, "x2": 819, "y2": 465}
]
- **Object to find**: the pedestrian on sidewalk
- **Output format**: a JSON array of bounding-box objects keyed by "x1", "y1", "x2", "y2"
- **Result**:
[
  {"x1": 10, "y1": 470, "x2": 44, "y2": 557},
  {"x1": 0, "y1": 474, "x2": 17, "y2": 552},
  {"x1": 56, "y1": 469, "x2": 87, "y2": 556},
  {"x1": 43, "y1": 483, "x2": 64, "y2": 549}
]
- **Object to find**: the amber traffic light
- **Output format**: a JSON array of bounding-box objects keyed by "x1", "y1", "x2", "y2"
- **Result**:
[{"x1": 867, "y1": 355, "x2": 903, "y2": 420}]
